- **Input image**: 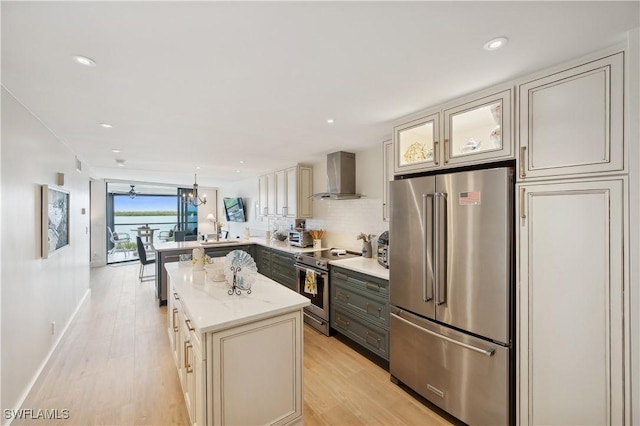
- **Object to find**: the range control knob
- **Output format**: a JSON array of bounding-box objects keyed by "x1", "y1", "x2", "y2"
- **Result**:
[{"x1": 316, "y1": 260, "x2": 326, "y2": 268}]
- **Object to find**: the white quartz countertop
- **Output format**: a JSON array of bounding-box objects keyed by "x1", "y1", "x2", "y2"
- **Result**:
[
  {"x1": 165, "y1": 263, "x2": 310, "y2": 334},
  {"x1": 329, "y1": 257, "x2": 390, "y2": 280},
  {"x1": 155, "y1": 237, "x2": 323, "y2": 255}
]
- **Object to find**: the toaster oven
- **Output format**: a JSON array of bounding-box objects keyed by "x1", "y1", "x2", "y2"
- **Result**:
[{"x1": 288, "y1": 230, "x2": 313, "y2": 247}]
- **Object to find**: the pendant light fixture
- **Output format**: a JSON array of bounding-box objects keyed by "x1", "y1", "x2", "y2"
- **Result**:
[
  {"x1": 128, "y1": 185, "x2": 137, "y2": 199},
  {"x1": 184, "y1": 174, "x2": 207, "y2": 206}
]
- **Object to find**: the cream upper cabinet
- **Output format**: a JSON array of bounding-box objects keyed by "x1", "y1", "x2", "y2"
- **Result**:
[
  {"x1": 393, "y1": 111, "x2": 440, "y2": 174},
  {"x1": 275, "y1": 169, "x2": 287, "y2": 216},
  {"x1": 259, "y1": 165, "x2": 312, "y2": 218},
  {"x1": 285, "y1": 165, "x2": 313, "y2": 218},
  {"x1": 443, "y1": 88, "x2": 513, "y2": 167},
  {"x1": 382, "y1": 139, "x2": 393, "y2": 221},
  {"x1": 393, "y1": 86, "x2": 513, "y2": 175},
  {"x1": 518, "y1": 52, "x2": 624, "y2": 180},
  {"x1": 516, "y1": 178, "x2": 627, "y2": 425},
  {"x1": 258, "y1": 172, "x2": 276, "y2": 217}
]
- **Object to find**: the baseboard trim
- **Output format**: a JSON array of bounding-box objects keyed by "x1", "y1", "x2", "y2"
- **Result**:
[{"x1": 5, "y1": 288, "x2": 91, "y2": 426}]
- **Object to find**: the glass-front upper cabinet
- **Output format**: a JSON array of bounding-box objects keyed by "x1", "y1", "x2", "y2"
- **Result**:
[
  {"x1": 394, "y1": 111, "x2": 440, "y2": 174},
  {"x1": 442, "y1": 88, "x2": 513, "y2": 166}
]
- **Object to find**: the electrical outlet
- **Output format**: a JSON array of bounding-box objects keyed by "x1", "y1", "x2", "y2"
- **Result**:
[{"x1": 51, "y1": 321, "x2": 56, "y2": 335}]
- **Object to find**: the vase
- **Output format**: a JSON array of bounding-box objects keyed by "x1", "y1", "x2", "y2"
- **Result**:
[{"x1": 362, "y1": 241, "x2": 372, "y2": 258}]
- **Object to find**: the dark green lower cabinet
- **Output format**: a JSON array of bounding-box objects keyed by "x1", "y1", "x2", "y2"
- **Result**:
[
  {"x1": 254, "y1": 246, "x2": 296, "y2": 290},
  {"x1": 205, "y1": 244, "x2": 254, "y2": 259},
  {"x1": 330, "y1": 266, "x2": 390, "y2": 360},
  {"x1": 255, "y1": 245, "x2": 272, "y2": 278},
  {"x1": 271, "y1": 251, "x2": 296, "y2": 290}
]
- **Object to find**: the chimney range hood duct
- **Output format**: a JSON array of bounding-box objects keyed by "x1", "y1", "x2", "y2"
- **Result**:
[{"x1": 313, "y1": 151, "x2": 362, "y2": 200}]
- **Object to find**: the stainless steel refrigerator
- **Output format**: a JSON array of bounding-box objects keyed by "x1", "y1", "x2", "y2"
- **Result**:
[{"x1": 389, "y1": 166, "x2": 514, "y2": 425}]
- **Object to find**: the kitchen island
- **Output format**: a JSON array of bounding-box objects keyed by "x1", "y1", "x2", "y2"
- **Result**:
[{"x1": 166, "y1": 262, "x2": 310, "y2": 426}]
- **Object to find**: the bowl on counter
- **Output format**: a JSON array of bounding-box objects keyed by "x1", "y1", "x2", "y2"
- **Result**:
[{"x1": 273, "y1": 232, "x2": 288, "y2": 241}]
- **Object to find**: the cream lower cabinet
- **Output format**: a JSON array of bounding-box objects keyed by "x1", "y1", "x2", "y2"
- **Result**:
[
  {"x1": 207, "y1": 311, "x2": 303, "y2": 425},
  {"x1": 168, "y1": 284, "x2": 303, "y2": 425},
  {"x1": 517, "y1": 178, "x2": 628, "y2": 425}
]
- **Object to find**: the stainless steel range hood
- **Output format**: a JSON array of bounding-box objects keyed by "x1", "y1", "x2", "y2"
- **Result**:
[{"x1": 313, "y1": 151, "x2": 362, "y2": 200}]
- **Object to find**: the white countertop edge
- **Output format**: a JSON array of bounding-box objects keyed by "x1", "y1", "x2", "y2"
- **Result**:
[
  {"x1": 329, "y1": 257, "x2": 390, "y2": 280},
  {"x1": 195, "y1": 302, "x2": 310, "y2": 334}
]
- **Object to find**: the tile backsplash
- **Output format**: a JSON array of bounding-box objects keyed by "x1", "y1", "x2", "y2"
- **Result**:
[{"x1": 305, "y1": 197, "x2": 388, "y2": 253}]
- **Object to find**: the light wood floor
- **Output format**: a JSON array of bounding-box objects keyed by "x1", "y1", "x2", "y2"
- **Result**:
[{"x1": 16, "y1": 262, "x2": 452, "y2": 426}]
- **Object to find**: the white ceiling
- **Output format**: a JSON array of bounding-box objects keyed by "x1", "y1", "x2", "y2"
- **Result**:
[{"x1": 2, "y1": 1, "x2": 638, "y2": 188}]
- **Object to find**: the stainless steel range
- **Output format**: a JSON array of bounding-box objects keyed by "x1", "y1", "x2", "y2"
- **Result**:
[{"x1": 294, "y1": 249, "x2": 360, "y2": 335}]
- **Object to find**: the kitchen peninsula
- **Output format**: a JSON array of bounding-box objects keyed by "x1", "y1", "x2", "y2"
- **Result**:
[
  {"x1": 155, "y1": 238, "x2": 319, "y2": 305},
  {"x1": 166, "y1": 262, "x2": 310, "y2": 425}
]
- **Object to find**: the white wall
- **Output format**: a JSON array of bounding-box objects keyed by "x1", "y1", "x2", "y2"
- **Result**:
[
  {"x1": 1, "y1": 89, "x2": 91, "y2": 418},
  {"x1": 219, "y1": 144, "x2": 389, "y2": 253}
]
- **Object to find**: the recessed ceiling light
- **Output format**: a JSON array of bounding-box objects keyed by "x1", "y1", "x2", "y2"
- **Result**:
[
  {"x1": 236, "y1": 169, "x2": 241, "y2": 173},
  {"x1": 239, "y1": 160, "x2": 244, "y2": 164},
  {"x1": 115, "y1": 159, "x2": 125, "y2": 167},
  {"x1": 327, "y1": 119, "x2": 335, "y2": 124},
  {"x1": 111, "y1": 149, "x2": 121, "y2": 153},
  {"x1": 72, "y1": 55, "x2": 97, "y2": 67},
  {"x1": 483, "y1": 37, "x2": 508, "y2": 51},
  {"x1": 100, "y1": 123, "x2": 113, "y2": 128}
]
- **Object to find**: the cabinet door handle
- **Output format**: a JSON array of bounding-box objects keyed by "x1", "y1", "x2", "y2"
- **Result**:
[
  {"x1": 519, "y1": 146, "x2": 527, "y2": 178},
  {"x1": 444, "y1": 138, "x2": 449, "y2": 164},
  {"x1": 185, "y1": 318, "x2": 195, "y2": 332},
  {"x1": 365, "y1": 332, "x2": 381, "y2": 348},
  {"x1": 336, "y1": 317, "x2": 350, "y2": 329},
  {"x1": 173, "y1": 292, "x2": 179, "y2": 300},
  {"x1": 366, "y1": 281, "x2": 381, "y2": 292},
  {"x1": 172, "y1": 308, "x2": 179, "y2": 332},
  {"x1": 336, "y1": 291, "x2": 350, "y2": 301},
  {"x1": 520, "y1": 188, "x2": 527, "y2": 220},
  {"x1": 184, "y1": 340, "x2": 193, "y2": 373},
  {"x1": 433, "y1": 141, "x2": 440, "y2": 165},
  {"x1": 365, "y1": 303, "x2": 382, "y2": 316}
]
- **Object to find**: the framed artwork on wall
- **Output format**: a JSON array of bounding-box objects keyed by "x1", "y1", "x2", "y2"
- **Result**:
[{"x1": 42, "y1": 184, "x2": 70, "y2": 258}]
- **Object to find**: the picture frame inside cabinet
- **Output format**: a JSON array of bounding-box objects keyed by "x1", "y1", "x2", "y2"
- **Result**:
[{"x1": 42, "y1": 184, "x2": 70, "y2": 258}]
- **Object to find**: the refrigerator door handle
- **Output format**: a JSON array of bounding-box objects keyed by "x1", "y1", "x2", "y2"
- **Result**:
[
  {"x1": 422, "y1": 194, "x2": 434, "y2": 302},
  {"x1": 391, "y1": 312, "x2": 495, "y2": 357},
  {"x1": 434, "y1": 192, "x2": 447, "y2": 305}
]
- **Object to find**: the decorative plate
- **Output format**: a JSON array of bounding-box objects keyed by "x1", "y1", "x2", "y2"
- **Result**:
[{"x1": 224, "y1": 250, "x2": 257, "y2": 290}]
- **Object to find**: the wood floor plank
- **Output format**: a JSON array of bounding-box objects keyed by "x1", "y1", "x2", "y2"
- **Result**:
[{"x1": 15, "y1": 262, "x2": 451, "y2": 426}]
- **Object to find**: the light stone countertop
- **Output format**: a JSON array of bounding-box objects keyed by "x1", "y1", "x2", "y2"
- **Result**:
[
  {"x1": 329, "y1": 256, "x2": 390, "y2": 280},
  {"x1": 165, "y1": 262, "x2": 310, "y2": 334},
  {"x1": 154, "y1": 237, "x2": 323, "y2": 254}
]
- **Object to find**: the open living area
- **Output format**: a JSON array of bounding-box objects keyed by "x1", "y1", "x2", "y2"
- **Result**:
[{"x1": 1, "y1": 2, "x2": 639, "y2": 425}]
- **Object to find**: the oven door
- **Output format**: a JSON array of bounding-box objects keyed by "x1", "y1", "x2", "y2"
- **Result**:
[{"x1": 294, "y1": 264, "x2": 329, "y2": 320}]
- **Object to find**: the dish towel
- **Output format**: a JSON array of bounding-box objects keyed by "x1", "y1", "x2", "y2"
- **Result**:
[{"x1": 304, "y1": 269, "x2": 317, "y2": 295}]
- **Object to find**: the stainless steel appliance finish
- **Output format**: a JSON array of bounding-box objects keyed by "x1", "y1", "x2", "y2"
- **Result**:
[
  {"x1": 390, "y1": 309, "x2": 509, "y2": 425},
  {"x1": 377, "y1": 230, "x2": 389, "y2": 269},
  {"x1": 389, "y1": 166, "x2": 514, "y2": 425},
  {"x1": 312, "y1": 151, "x2": 362, "y2": 200},
  {"x1": 294, "y1": 249, "x2": 359, "y2": 335},
  {"x1": 288, "y1": 229, "x2": 313, "y2": 247}
]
